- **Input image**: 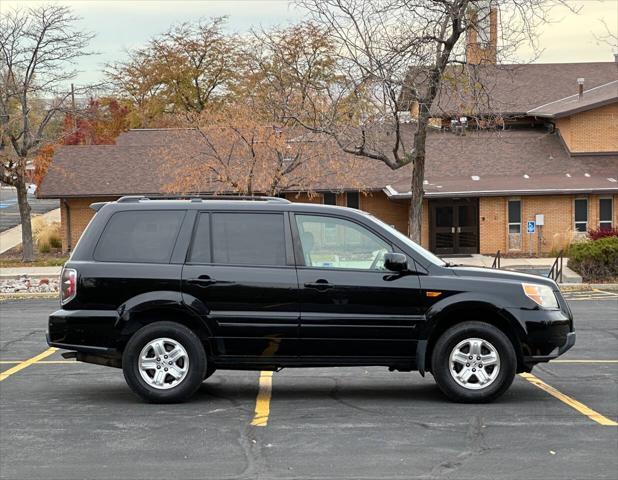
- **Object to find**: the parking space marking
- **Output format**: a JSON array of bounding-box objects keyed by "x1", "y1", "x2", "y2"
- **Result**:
[
  {"x1": 0, "y1": 347, "x2": 58, "y2": 382},
  {"x1": 592, "y1": 288, "x2": 618, "y2": 297},
  {"x1": 520, "y1": 372, "x2": 618, "y2": 426},
  {"x1": 563, "y1": 289, "x2": 618, "y2": 301},
  {"x1": 250, "y1": 371, "x2": 273, "y2": 427},
  {"x1": 0, "y1": 360, "x2": 75, "y2": 364},
  {"x1": 550, "y1": 360, "x2": 618, "y2": 364}
]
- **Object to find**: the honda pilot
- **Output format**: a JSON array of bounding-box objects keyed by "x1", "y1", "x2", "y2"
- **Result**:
[{"x1": 47, "y1": 196, "x2": 575, "y2": 403}]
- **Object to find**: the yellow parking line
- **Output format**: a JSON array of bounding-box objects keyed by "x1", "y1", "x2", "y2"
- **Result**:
[
  {"x1": 550, "y1": 360, "x2": 618, "y2": 364},
  {"x1": 592, "y1": 288, "x2": 618, "y2": 297},
  {"x1": 0, "y1": 348, "x2": 58, "y2": 382},
  {"x1": 0, "y1": 360, "x2": 75, "y2": 364},
  {"x1": 520, "y1": 373, "x2": 617, "y2": 426},
  {"x1": 250, "y1": 371, "x2": 273, "y2": 427}
]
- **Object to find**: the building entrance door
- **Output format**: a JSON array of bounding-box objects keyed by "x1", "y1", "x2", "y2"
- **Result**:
[{"x1": 429, "y1": 198, "x2": 479, "y2": 255}]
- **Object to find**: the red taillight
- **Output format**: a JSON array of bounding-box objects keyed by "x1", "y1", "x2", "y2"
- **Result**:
[{"x1": 61, "y1": 268, "x2": 77, "y2": 305}]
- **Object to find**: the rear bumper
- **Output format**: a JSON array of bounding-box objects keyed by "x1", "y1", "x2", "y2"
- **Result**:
[
  {"x1": 47, "y1": 308, "x2": 120, "y2": 351},
  {"x1": 46, "y1": 333, "x2": 118, "y2": 355}
]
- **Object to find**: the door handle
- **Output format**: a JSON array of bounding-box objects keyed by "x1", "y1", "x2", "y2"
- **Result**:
[
  {"x1": 304, "y1": 279, "x2": 333, "y2": 291},
  {"x1": 188, "y1": 275, "x2": 218, "y2": 287}
]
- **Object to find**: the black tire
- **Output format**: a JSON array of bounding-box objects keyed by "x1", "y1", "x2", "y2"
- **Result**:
[
  {"x1": 431, "y1": 321, "x2": 516, "y2": 403},
  {"x1": 122, "y1": 321, "x2": 207, "y2": 403}
]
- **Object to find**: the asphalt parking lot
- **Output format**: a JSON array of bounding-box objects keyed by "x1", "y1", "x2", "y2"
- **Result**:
[{"x1": 1, "y1": 297, "x2": 616, "y2": 480}]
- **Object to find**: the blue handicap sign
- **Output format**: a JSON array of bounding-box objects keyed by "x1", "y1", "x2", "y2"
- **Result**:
[{"x1": 527, "y1": 221, "x2": 536, "y2": 233}]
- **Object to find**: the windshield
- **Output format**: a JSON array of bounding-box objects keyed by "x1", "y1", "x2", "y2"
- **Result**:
[{"x1": 367, "y1": 214, "x2": 446, "y2": 267}]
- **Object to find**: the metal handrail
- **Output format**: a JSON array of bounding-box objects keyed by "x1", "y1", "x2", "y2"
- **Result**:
[
  {"x1": 548, "y1": 250, "x2": 564, "y2": 283},
  {"x1": 491, "y1": 250, "x2": 501, "y2": 269}
]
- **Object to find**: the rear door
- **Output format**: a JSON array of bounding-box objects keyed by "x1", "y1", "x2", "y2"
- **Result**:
[
  {"x1": 182, "y1": 211, "x2": 299, "y2": 359},
  {"x1": 293, "y1": 213, "x2": 423, "y2": 360}
]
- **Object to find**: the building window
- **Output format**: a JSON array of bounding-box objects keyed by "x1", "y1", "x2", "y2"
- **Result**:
[
  {"x1": 347, "y1": 191, "x2": 360, "y2": 209},
  {"x1": 508, "y1": 200, "x2": 521, "y2": 234},
  {"x1": 599, "y1": 198, "x2": 613, "y2": 230},
  {"x1": 323, "y1": 192, "x2": 337, "y2": 205},
  {"x1": 574, "y1": 198, "x2": 588, "y2": 232},
  {"x1": 507, "y1": 199, "x2": 521, "y2": 250}
]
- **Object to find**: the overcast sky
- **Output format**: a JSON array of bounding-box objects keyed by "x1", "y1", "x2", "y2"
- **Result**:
[{"x1": 2, "y1": 0, "x2": 617, "y2": 86}]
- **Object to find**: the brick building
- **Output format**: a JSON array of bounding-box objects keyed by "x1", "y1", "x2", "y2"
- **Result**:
[
  {"x1": 38, "y1": 76, "x2": 617, "y2": 256},
  {"x1": 36, "y1": 2, "x2": 617, "y2": 257}
]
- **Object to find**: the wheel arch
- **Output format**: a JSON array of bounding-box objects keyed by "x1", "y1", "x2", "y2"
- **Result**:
[
  {"x1": 116, "y1": 291, "x2": 213, "y2": 355},
  {"x1": 420, "y1": 301, "x2": 526, "y2": 374}
]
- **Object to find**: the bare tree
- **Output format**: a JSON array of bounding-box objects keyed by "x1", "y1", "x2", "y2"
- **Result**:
[
  {"x1": 0, "y1": 5, "x2": 93, "y2": 261},
  {"x1": 592, "y1": 18, "x2": 617, "y2": 51},
  {"x1": 295, "y1": 0, "x2": 570, "y2": 242},
  {"x1": 163, "y1": 107, "x2": 359, "y2": 196}
]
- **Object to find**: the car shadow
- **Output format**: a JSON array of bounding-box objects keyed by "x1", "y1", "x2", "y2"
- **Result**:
[{"x1": 64, "y1": 372, "x2": 538, "y2": 408}]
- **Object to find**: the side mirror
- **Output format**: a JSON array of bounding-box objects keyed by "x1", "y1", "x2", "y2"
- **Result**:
[{"x1": 384, "y1": 252, "x2": 408, "y2": 272}]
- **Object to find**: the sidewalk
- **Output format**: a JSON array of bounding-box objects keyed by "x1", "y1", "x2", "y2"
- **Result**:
[
  {"x1": 0, "y1": 266, "x2": 62, "y2": 279},
  {"x1": 0, "y1": 209, "x2": 61, "y2": 255},
  {"x1": 442, "y1": 254, "x2": 562, "y2": 268},
  {"x1": 442, "y1": 254, "x2": 583, "y2": 283}
]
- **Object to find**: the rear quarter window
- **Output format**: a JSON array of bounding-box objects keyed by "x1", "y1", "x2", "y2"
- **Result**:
[{"x1": 94, "y1": 210, "x2": 185, "y2": 263}]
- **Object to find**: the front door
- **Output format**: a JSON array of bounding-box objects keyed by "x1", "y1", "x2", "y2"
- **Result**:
[
  {"x1": 430, "y1": 199, "x2": 479, "y2": 255},
  {"x1": 293, "y1": 214, "x2": 423, "y2": 360},
  {"x1": 182, "y1": 211, "x2": 299, "y2": 359}
]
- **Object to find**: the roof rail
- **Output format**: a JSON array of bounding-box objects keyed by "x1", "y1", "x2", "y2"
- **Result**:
[
  {"x1": 117, "y1": 195, "x2": 146, "y2": 203},
  {"x1": 116, "y1": 195, "x2": 291, "y2": 204}
]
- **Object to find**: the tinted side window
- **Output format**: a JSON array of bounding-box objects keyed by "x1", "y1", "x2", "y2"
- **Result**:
[
  {"x1": 211, "y1": 213, "x2": 286, "y2": 266},
  {"x1": 94, "y1": 210, "x2": 185, "y2": 263},
  {"x1": 295, "y1": 214, "x2": 391, "y2": 270},
  {"x1": 189, "y1": 213, "x2": 211, "y2": 263}
]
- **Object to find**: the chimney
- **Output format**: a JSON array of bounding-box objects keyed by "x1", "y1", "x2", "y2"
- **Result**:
[
  {"x1": 577, "y1": 78, "x2": 585, "y2": 101},
  {"x1": 465, "y1": 2, "x2": 498, "y2": 65}
]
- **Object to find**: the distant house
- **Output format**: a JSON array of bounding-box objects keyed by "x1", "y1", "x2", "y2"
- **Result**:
[{"x1": 38, "y1": 10, "x2": 617, "y2": 256}]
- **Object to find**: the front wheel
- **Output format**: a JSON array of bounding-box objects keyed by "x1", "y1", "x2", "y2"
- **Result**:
[
  {"x1": 122, "y1": 321, "x2": 207, "y2": 403},
  {"x1": 431, "y1": 321, "x2": 516, "y2": 403}
]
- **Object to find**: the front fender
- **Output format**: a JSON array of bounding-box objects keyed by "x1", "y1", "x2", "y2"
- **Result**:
[
  {"x1": 415, "y1": 292, "x2": 527, "y2": 375},
  {"x1": 421, "y1": 291, "x2": 527, "y2": 341}
]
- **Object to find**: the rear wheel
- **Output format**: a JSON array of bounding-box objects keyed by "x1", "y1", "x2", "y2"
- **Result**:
[
  {"x1": 431, "y1": 321, "x2": 516, "y2": 403},
  {"x1": 122, "y1": 321, "x2": 206, "y2": 403}
]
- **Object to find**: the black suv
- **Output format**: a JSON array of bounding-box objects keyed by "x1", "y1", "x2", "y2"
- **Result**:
[{"x1": 47, "y1": 196, "x2": 575, "y2": 403}]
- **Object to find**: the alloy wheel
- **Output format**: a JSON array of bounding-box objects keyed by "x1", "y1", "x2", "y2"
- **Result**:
[
  {"x1": 448, "y1": 337, "x2": 500, "y2": 390},
  {"x1": 138, "y1": 337, "x2": 190, "y2": 390}
]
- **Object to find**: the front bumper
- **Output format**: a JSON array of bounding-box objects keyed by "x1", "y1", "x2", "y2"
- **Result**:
[{"x1": 523, "y1": 331, "x2": 576, "y2": 367}]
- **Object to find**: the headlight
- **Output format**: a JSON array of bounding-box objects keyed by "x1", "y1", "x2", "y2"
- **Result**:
[{"x1": 522, "y1": 283, "x2": 559, "y2": 309}]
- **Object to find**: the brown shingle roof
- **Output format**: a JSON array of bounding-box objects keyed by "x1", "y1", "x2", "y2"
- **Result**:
[
  {"x1": 400, "y1": 62, "x2": 618, "y2": 116},
  {"x1": 527, "y1": 81, "x2": 618, "y2": 118},
  {"x1": 37, "y1": 128, "x2": 618, "y2": 199}
]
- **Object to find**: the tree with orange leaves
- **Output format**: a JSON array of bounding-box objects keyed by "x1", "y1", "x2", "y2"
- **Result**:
[{"x1": 163, "y1": 107, "x2": 363, "y2": 197}]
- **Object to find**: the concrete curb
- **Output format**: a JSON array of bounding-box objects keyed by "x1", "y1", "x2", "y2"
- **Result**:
[
  {"x1": 0, "y1": 292, "x2": 58, "y2": 301},
  {"x1": 559, "y1": 283, "x2": 618, "y2": 292},
  {"x1": 0, "y1": 272, "x2": 61, "y2": 280}
]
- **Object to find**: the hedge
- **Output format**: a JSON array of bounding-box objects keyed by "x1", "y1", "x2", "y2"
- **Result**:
[{"x1": 568, "y1": 236, "x2": 618, "y2": 282}]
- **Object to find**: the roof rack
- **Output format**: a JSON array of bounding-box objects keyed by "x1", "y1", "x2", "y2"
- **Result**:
[{"x1": 116, "y1": 195, "x2": 291, "y2": 204}]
